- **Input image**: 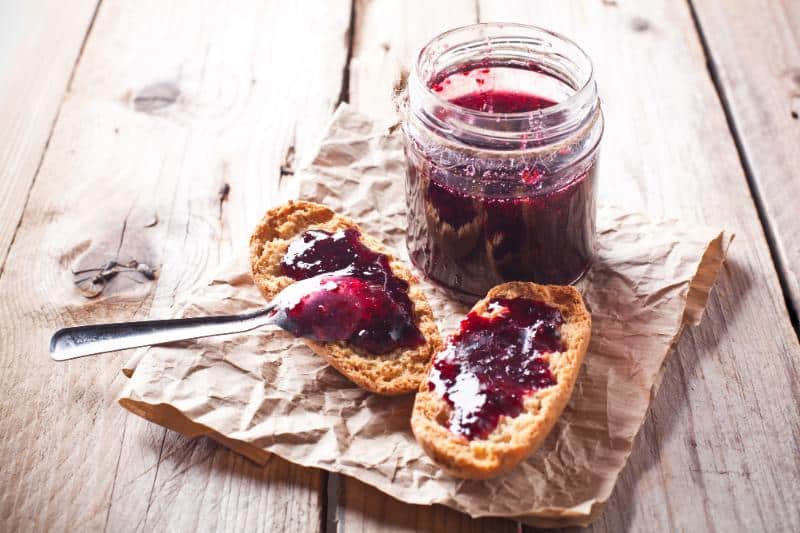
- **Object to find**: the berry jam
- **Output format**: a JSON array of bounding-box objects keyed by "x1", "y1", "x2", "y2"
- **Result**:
[
  {"x1": 279, "y1": 228, "x2": 424, "y2": 354},
  {"x1": 276, "y1": 276, "x2": 404, "y2": 344},
  {"x1": 404, "y1": 58, "x2": 600, "y2": 302},
  {"x1": 449, "y1": 90, "x2": 556, "y2": 113},
  {"x1": 429, "y1": 297, "x2": 563, "y2": 440}
]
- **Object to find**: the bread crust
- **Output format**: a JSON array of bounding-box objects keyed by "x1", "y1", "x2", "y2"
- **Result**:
[
  {"x1": 249, "y1": 200, "x2": 441, "y2": 395},
  {"x1": 411, "y1": 281, "x2": 591, "y2": 479}
]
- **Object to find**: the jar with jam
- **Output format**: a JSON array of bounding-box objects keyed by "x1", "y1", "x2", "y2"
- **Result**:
[{"x1": 403, "y1": 23, "x2": 603, "y2": 302}]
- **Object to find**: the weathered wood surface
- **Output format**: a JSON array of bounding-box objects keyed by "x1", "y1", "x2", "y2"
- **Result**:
[
  {"x1": 0, "y1": 0, "x2": 350, "y2": 531},
  {"x1": 1, "y1": 0, "x2": 799, "y2": 532},
  {"x1": 336, "y1": 478, "x2": 518, "y2": 533},
  {"x1": 0, "y1": 0, "x2": 99, "y2": 269},
  {"x1": 348, "y1": 0, "x2": 477, "y2": 119},
  {"x1": 690, "y1": 0, "x2": 800, "y2": 318}
]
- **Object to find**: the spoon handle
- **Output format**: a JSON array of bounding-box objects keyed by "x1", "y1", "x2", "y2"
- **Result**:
[{"x1": 49, "y1": 305, "x2": 276, "y2": 361}]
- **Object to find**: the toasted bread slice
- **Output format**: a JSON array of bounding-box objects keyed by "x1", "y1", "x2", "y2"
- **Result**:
[
  {"x1": 249, "y1": 200, "x2": 441, "y2": 395},
  {"x1": 411, "y1": 282, "x2": 591, "y2": 479}
]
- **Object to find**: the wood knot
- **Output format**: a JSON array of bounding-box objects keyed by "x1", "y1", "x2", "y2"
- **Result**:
[
  {"x1": 630, "y1": 16, "x2": 651, "y2": 32},
  {"x1": 133, "y1": 82, "x2": 180, "y2": 112},
  {"x1": 69, "y1": 224, "x2": 158, "y2": 299},
  {"x1": 72, "y1": 258, "x2": 157, "y2": 298}
]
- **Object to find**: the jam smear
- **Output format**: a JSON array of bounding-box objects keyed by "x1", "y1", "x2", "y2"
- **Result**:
[
  {"x1": 429, "y1": 297, "x2": 563, "y2": 440},
  {"x1": 279, "y1": 228, "x2": 424, "y2": 354}
]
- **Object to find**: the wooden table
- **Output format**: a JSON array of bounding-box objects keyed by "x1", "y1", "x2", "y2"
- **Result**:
[{"x1": 2, "y1": 1, "x2": 798, "y2": 531}]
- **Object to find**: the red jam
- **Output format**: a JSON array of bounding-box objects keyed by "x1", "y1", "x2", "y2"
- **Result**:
[
  {"x1": 449, "y1": 90, "x2": 556, "y2": 113},
  {"x1": 276, "y1": 276, "x2": 403, "y2": 344},
  {"x1": 429, "y1": 297, "x2": 563, "y2": 440},
  {"x1": 406, "y1": 144, "x2": 596, "y2": 297},
  {"x1": 405, "y1": 57, "x2": 600, "y2": 302},
  {"x1": 279, "y1": 228, "x2": 424, "y2": 354}
]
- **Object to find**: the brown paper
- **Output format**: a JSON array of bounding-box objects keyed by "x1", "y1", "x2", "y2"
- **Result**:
[{"x1": 119, "y1": 105, "x2": 732, "y2": 527}]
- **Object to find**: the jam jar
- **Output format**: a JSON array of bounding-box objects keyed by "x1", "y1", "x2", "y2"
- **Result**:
[{"x1": 403, "y1": 23, "x2": 603, "y2": 302}]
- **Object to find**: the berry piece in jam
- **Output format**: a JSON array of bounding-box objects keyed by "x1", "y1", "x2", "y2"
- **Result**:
[
  {"x1": 429, "y1": 297, "x2": 563, "y2": 440},
  {"x1": 279, "y1": 228, "x2": 424, "y2": 354}
]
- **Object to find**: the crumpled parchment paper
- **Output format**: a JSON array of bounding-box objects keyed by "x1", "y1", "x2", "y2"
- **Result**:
[{"x1": 119, "y1": 105, "x2": 732, "y2": 528}]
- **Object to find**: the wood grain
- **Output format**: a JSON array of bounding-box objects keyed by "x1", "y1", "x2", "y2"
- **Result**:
[
  {"x1": 0, "y1": 0, "x2": 99, "y2": 269},
  {"x1": 348, "y1": 0, "x2": 477, "y2": 118},
  {"x1": 690, "y1": 0, "x2": 800, "y2": 316},
  {"x1": 473, "y1": 1, "x2": 800, "y2": 531},
  {"x1": 336, "y1": 478, "x2": 518, "y2": 533},
  {"x1": 0, "y1": 0, "x2": 351, "y2": 531}
]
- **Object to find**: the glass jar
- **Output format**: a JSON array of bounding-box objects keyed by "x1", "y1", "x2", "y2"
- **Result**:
[{"x1": 403, "y1": 23, "x2": 603, "y2": 302}]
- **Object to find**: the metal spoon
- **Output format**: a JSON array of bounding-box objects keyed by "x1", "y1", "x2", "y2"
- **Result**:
[{"x1": 49, "y1": 274, "x2": 354, "y2": 361}]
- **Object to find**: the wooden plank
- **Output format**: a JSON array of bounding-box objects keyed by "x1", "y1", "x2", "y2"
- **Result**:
[
  {"x1": 347, "y1": 0, "x2": 477, "y2": 118},
  {"x1": 471, "y1": 2, "x2": 800, "y2": 532},
  {"x1": 0, "y1": 0, "x2": 351, "y2": 531},
  {"x1": 0, "y1": 0, "x2": 99, "y2": 268},
  {"x1": 336, "y1": 478, "x2": 518, "y2": 533},
  {"x1": 111, "y1": 432, "x2": 325, "y2": 533},
  {"x1": 334, "y1": 2, "x2": 528, "y2": 531},
  {"x1": 689, "y1": 0, "x2": 800, "y2": 316}
]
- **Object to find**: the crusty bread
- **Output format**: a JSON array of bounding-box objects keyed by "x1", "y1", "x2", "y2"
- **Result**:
[
  {"x1": 411, "y1": 281, "x2": 591, "y2": 479},
  {"x1": 249, "y1": 200, "x2": 441, "y2": 395}
]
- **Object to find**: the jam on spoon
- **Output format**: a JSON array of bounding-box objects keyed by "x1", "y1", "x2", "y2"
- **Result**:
[
  {"x1": 277, "y1": 228, "x2": 424, "y2": 354},
  {"x1": 429, "y1": 297, "x2": 564, "y2": 440}
]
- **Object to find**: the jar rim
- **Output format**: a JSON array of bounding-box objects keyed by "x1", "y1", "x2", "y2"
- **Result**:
[{"x1": 411, "y1": 22, "x2": 595, "y2": 120}]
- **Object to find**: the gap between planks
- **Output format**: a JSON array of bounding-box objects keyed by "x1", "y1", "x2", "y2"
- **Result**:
[
  {"x1": 686, "y1": 0, "x2": 800, "y2": 337},
  {"x1": 337, "y1": 0, "x2": 357, "y2": 106},
  {"x1": 325, "y1": 0, "x2": 356, "y2": 529},
  {"x1": 0, "y1": 0, "x2": 103, "y2": 279},
  {"x1": 36, "y1": 4, "x2": 181, "y2": 531}
]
